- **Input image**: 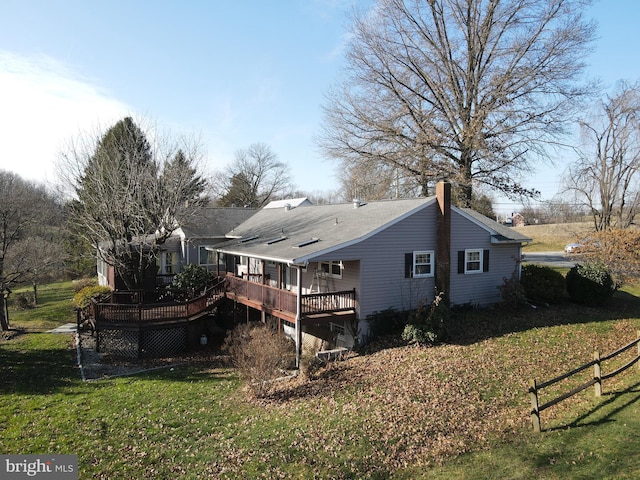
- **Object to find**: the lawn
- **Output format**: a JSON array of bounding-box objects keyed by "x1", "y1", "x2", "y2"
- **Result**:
[
  {"x1": 1, "y1": 280, "x2": 640, "y2": 478},
  {"x1": 516, "y1": 222, "x2": 593, "y2": 252}
]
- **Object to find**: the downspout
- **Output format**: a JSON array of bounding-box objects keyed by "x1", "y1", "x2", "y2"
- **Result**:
[{"x1": 295, "y1": 265, "x2": 302, "y2": 369}]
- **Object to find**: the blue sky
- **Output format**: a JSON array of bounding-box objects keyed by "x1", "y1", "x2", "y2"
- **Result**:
[{"x1": 0, "y1": 0, "x2": 639, "y2": 212}]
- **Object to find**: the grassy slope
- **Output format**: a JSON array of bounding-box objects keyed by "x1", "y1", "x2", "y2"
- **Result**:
[
  {"x1": 516, "y1": 222, "x2": 594, "y2": 252},
  {"x1": 2, "y1": 279, "x2": 640, "y2": 478}
]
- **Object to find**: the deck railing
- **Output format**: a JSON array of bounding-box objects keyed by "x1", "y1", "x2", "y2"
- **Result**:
[
  {"x1": 87, "y1": 275, "x2": 355, "y2": 326},
  {"x1": 301, "y1": 289, "x2": 356, "y2": 314},
  {"x1": 224, "y1": 275, "x2": 356, "y2": 317},
  {"x1": 91, "y1": 278, "x2": 227, "y2": 326}
]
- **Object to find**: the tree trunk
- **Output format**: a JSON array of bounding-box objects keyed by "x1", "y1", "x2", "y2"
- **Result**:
[
  {"x1": 459, "y1": 154, "x2": 474, "y2": 207},
  {"x1": 0, "y1": 296, "x2": 9, "y2": 331}
]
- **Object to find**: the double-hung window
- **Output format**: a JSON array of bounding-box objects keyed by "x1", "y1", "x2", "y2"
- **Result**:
[
  {"x1": 413, "y1": 251, "x2": 434, "y2": 278},
  {"x1": 464, "y1": 249, "x2": 483, "y2": 274}
]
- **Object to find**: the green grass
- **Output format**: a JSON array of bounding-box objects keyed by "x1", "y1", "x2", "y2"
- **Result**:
[
  {"x1": 2, "y1": 280, "x2": 640, "y2": 478},
  {"x1": 8, "y1": 280, "x2": 76, "y2": 331}
]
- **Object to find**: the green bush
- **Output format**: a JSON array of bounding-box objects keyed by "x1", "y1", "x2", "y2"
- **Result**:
[
  {"x1": 402, "y1": 293, "x2": 449, "y2": 345},
  {"x1": 521, "y1": 264, "x2": 566, "y2": 304},
  {"x1": 72, "y1": 285, "x2": 112, "y2": 309},
  {"x1": 170, "y1": 264, "x2": 215, "y2": 295},
  {"x1": 566, "y1": 262, "x2": 615, "y2": 306},
  {"x1": 402, "y1": 324, "x2": 439, "y2": 344}
]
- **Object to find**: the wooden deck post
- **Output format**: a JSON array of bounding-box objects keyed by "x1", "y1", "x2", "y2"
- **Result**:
[
  {"x1": 593, "y1": 351, "x2": 602, "y2": 397},
  {"x1": 529, "y1": 378, "x2": 541, "y2": 432}
]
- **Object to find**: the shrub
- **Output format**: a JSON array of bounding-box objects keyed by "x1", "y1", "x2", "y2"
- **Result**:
[
  {"x1": 402, "y1": 293, "x2": 449, "y2": 345},
  {"x1": 566, "y1": 262, "x2": 616, "y2": 306},
  {"x1": 72, "y1": 285, "x2": 112, "y2": 309},
  {"x1": 170, "y1": 264, "x2": 215, "y2": 295},
  {"x1": 222, "y1": 322, "x2": 295, "y2": 397},
  {"x1": 13, "y1": 292, "x2": 36, "y2": 310},
  {"x1": 74, "y1": 277, "x2": 98, "y2": 293},
  {"x1": 366, "y1": 308, "x2": 405, "y2": 337},
  {"x1": 521, "y1": 264, "x2": 566, "y2": 304},
  {"x1": 499, "y1": 271, "x2": 527, "y2": 308}
]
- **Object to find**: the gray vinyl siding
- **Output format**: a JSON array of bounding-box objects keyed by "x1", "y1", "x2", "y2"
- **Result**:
[
  {"x1": 183, "y1": 237, "x2": 229, "y2": 272},
  {"x1": 449, "y1": 212, "x2": 521, "y2": 306},
  {"x1": 311, "y1": 206, "x2": 436, "y2": 319},
  {"x1": 299, "y1": 261, "x2": 360, "y2": 294}
]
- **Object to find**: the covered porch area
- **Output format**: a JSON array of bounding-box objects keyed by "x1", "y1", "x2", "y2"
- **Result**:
[{"x1": 221, "y1": 272, "x2": 357, "y2": 364}]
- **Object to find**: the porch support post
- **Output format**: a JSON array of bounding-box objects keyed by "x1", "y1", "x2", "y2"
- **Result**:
[{"x1": 295, "y1": 266, "x2": 302, "y2": 368}]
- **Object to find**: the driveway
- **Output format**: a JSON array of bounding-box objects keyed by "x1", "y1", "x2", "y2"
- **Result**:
[{"x1": 522, "y1": 251, "x2": 578, "y2": 268}]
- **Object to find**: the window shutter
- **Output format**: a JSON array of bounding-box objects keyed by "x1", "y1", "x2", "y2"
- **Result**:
[
  {"x1": 458, "y1": 251, "x2": 464, "y2": 274},
  {"x1": 405, "y1": 253, "x2": 413, "y2": 278},
  {"x1": 483, "y1": 250, "x2": 490, "y2": 272}
]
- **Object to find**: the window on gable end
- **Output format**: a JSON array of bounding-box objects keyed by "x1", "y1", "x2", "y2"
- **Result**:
[
  {"x1": 413, "y1": 251, "x2": 434, "y2": 278},
  {"x1": 457, "y1": 249, "x2": 491, "y2": 274}
]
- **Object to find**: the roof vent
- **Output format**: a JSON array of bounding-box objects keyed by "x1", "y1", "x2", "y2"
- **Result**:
[{"x1": 353, "y1": 198, "x2": 362, "y2": 208}]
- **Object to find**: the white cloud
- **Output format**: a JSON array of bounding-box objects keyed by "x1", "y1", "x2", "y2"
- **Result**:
[{"x1": 0, "y1": 51, "x2": 131, "y2": 185}]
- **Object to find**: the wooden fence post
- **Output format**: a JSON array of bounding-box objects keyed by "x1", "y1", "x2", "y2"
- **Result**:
[
  {"x1": 593, "y1": 351, "x2": 602, "y2": 397},
  {"x1": 529, "y1": 378, "x2": 541, "y2": 432}
]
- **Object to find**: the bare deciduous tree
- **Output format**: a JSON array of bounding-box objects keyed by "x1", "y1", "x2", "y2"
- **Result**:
[
  {"x1": 58, "y1": 117, "x2": 209, "y2": 291},
  {"x1": 0, "y1": 171, "x2": 57, "y2": 330},
  {"x1": 564, "y1": 81, "x2": 640, "y2": 230},
  {"x1": 213, "y1": 143, "x2": 294, "y2": 208},
  {"x1": 338, "y1": 161, "x2": 422, "y2": 201},
  {"x1": 318, "y1": 0, "x2": 596, "y2": 205}
]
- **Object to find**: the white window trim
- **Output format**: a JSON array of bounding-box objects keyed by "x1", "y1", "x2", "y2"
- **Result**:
[
  {"x1": 464, "y1": 249, "x2": 483, "y2": 274},
  {"x1": 319, "y1": 261, "x2": 343, "y2": 279},
  {"x1": 413, "y1": 250, "x2": 434, "y2": 278}
]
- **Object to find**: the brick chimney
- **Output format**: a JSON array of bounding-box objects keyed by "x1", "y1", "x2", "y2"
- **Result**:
[{"x1": 435, "y1": 181, "x2": 451, "y2": 303}]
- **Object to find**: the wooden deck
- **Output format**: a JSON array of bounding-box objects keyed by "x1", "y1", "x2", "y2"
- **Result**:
[
  {"x1": 225, "y1": 275, "x2": 357, "y2": 324},
  {"x1": 88, "y1": 276, "x2": 356, "y2": 328},
  {"x1": 89, "y1": 280, "x2": 227, "y2": 330}
]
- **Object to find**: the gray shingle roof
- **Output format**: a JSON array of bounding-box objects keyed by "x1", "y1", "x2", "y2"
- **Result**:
[
  {"x1": 458, "y1": 208, "x2": 532, "y2": 243},
  {"x1": 179, "y1": 207, "x2": 257, "y2": 238},
  {"x1": 215, "y1": 199, "x2": 531, "y2": 265},
  {"x1": 217, "y1": 197, "x2": 436, "y2": 265}
]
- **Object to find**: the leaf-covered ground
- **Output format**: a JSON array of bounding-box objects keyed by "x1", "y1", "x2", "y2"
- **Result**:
[{"x1": 251, "y1": 300, "x2": 640, "y2": 475}]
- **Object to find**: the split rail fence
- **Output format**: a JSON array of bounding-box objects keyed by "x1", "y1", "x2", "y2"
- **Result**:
[{"x1": 529, "y1": 331, "x2": 640, "y2": 432}]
